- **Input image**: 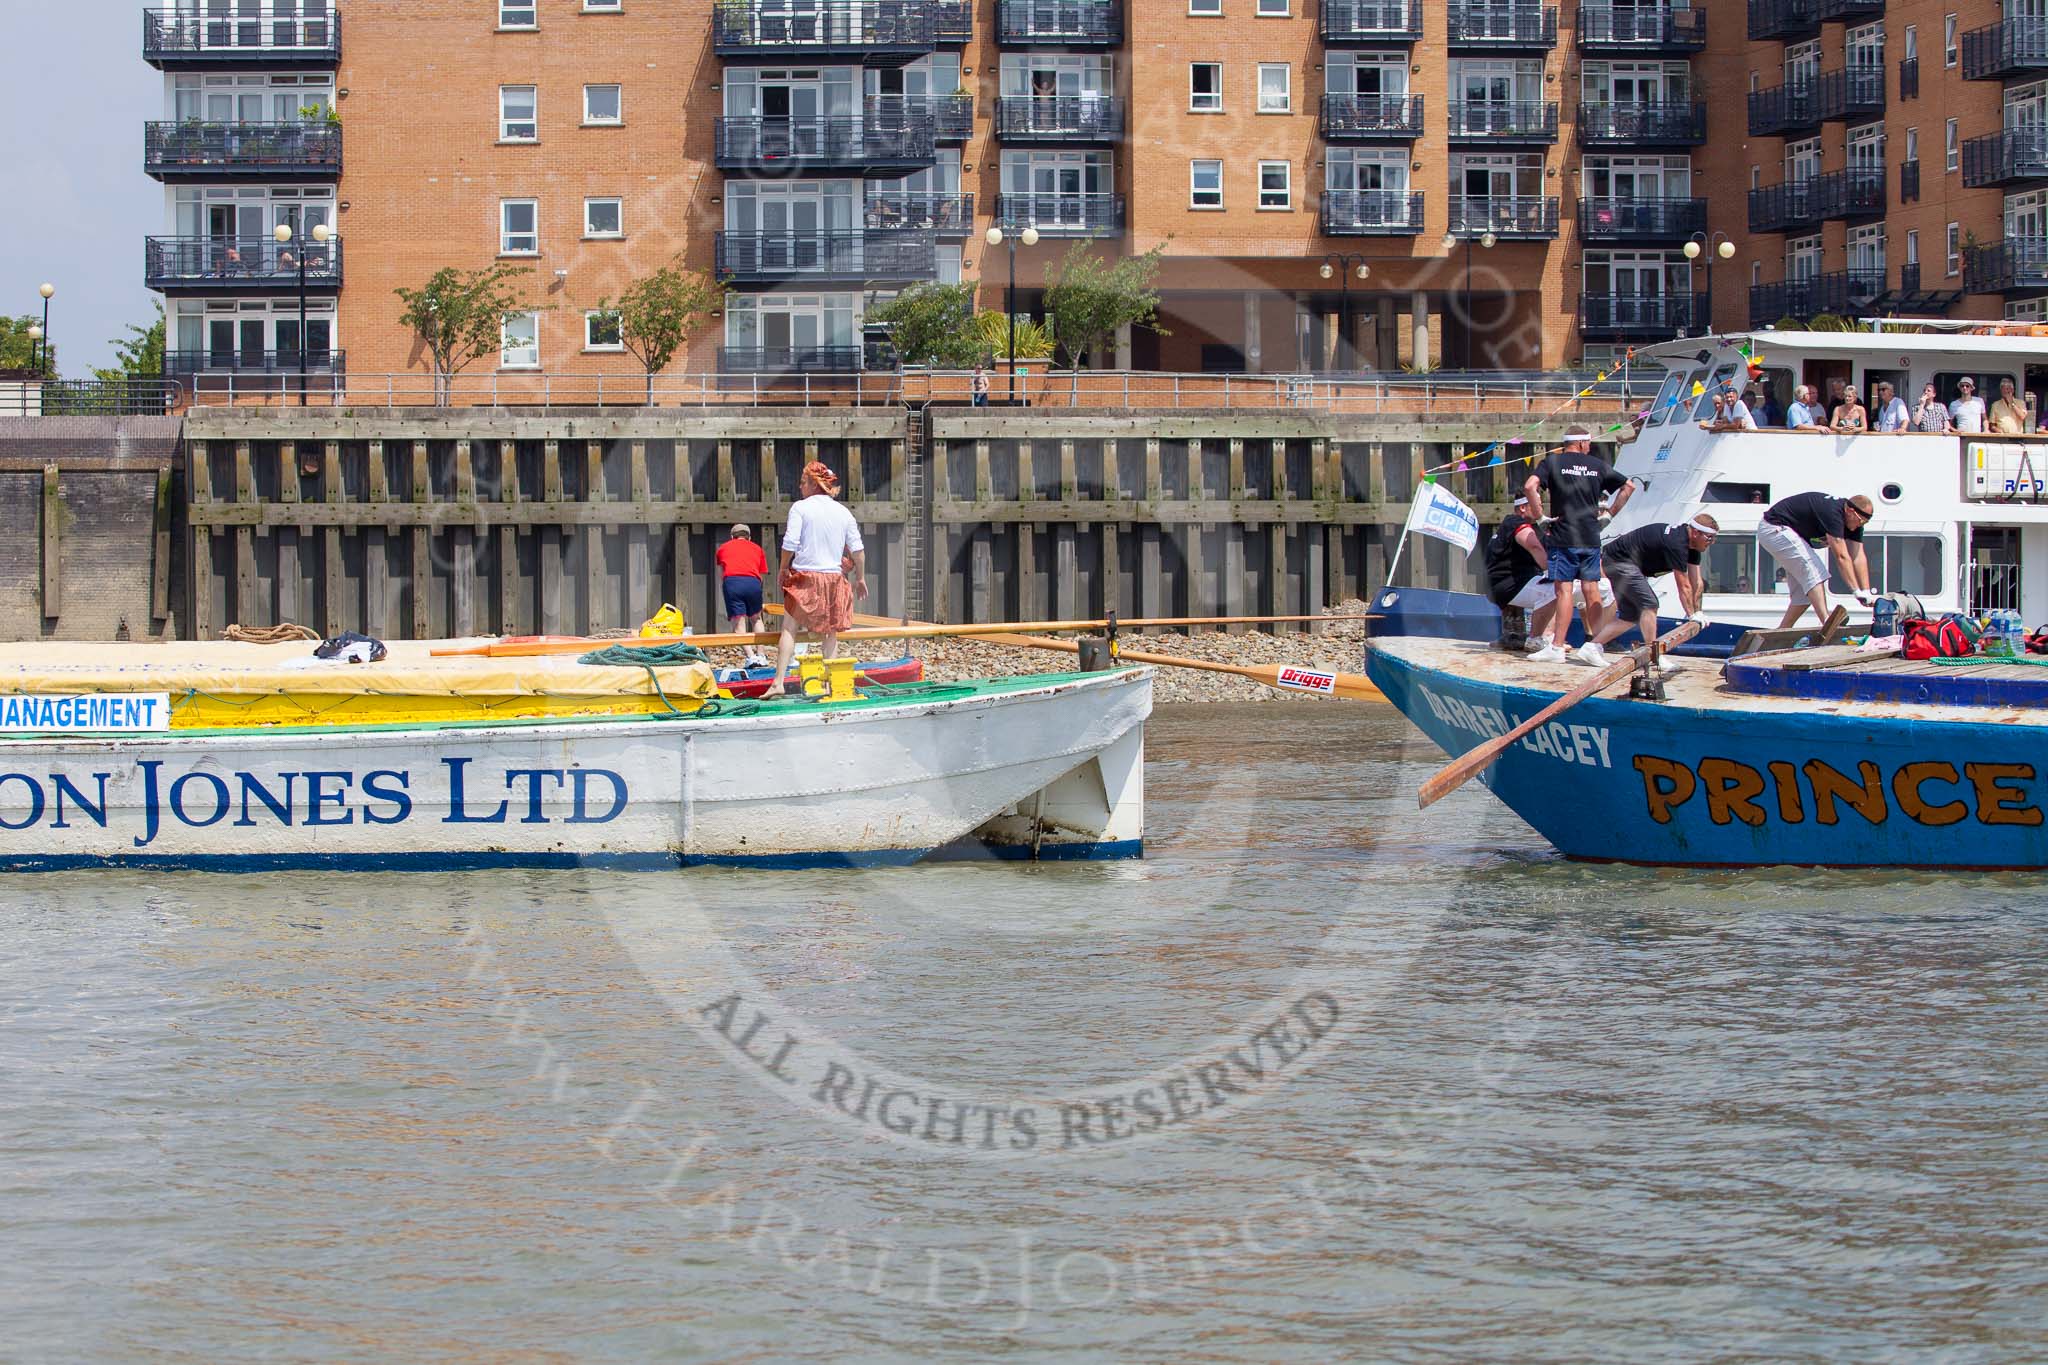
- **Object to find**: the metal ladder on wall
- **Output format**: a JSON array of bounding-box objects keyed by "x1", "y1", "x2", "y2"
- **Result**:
[{"x1": 903, "y1": 404, "x2": 930, "y2": 621}]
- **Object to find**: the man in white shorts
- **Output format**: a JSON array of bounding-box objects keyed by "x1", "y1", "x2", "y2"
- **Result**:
[
  {"x1": 1758, "y1": 491, "x2": 1874, "y2": 629},
  {"x1": 1484, "y1": 496, "x2": 1614, "y2": 648}
]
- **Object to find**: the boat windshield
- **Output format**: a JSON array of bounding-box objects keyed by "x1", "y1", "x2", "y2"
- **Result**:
[
  {"x1": 1691, "y1": 363, "x2": 1739, "y2": 420},
  {"x1": 1646, "y1": 370, "x2": 1688, "y2": 427}
]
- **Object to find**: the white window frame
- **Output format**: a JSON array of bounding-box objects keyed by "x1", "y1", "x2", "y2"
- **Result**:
[
  {"x1": 500, "y1": 85, "x2": 537, "y2": 141},
  {"x1": 1905, "y1": 24, "x2": 1918, "y2": 61},
  {"x1": 584, "y1": 310, "x2": 624, "y2": 352},
  {"x1": 1944, "y1": 14, "x2": 1959, "y2": 68},
  {"x1": 1948, "y1": 221, "x2": 1962, "y2": 276},
  {"x1": 1256, "y1": 0, "x2": 1288, "y2": 13},
  {"x1": 583, "y1": 84, "x2": 622, "y2": 125},
  {"x1": 1188, "y1": 0, "x2": 1221, "y2": 12},
  {"x1": 1190, "y1": 62, "x2": 1223, "y2": 112},
  {"x1": 1191, "y1": 159, "x2": 1224, "y2": 209},
  {"x1": 499, "y1": 1, "x2": 537, "y2": 29},
  {"x1": 583, "y1": 197, "x2": 623, "y2": 238},
  {"x1": 1946, "y1": 118, "x2": 1960, "y2": 171},
  {"x1": 1907, "y1": 229, "x2": 1920, "y2": 266},
  {"x1": 1257, "y1": 160, "x2": 1291, "y2": 210},
  {"x1": 501, "y1": 312, "x2": 540, "y2": 370},
  {"x1": 500, "y1": 198, "x2": 539, "y2": 255},
  {"x1": 1257, "y1": 63, "x2": 1291, "y2": 113},
  {"x1": 584, "y1": 0, "x2": 622, "y2": 10},
  {"x1": 1906, "y1": 127, "x2": 1919, "y2": 162}
]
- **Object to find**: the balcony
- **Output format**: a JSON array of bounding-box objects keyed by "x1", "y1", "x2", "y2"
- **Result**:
[
  {"x1": 1748, "y1": 180, "x2": 1821, "y2": 234},
  {"x1": 1966, "y1": 238, "x2": 2048, "y2": 296},
  {"x1": 1448, "y1": 195, "x2": 1560, "y2": 238},
  {"x1": 1319, "y1": 191, "x2": 1427, "y2": 235},
  {"x1": 714, "y1": 116, "x2": 936, "y2": 174},
  {"x1": 1578, "y1": 196, "x2": 1708, "y2": 244},
  {"x1": 714, "y1": 231, "x2": 938, "y2": 286},
  {"x1": 145, "y1": 235, "x2": 341, "y2": 295},
  {"x1": 1575, "y1": 5, "x2": 1707, "y2": 53},
  {"x1": 1748, "y1": 269, "x2": 1885, "y2": 326},
  {"x1": 995, "y1": 0, "x2": 1121, "y2": 46},
  {"x1": 144, "y1": 121, "x2": 341, "y2": 181},
  {"x1": 1579, "y1": 293, "x2": 1709, "y2": 339},
  {"x1": 1748, "y1": 68, "x2": 1883, "y2": 137},
  {"x1": 1964, "y1": 128, "x2": 2048, "y2": 189},
  {"x1": 719, "y1": 346, "x2": 864, "y2": 374},
  {"x1": 1748, "y1": 168, "x2": 1885, "y2": 233},
  {"x1": 1320, "y1": 94, "x2": 1425, "y2": 140},
  {"x1": 1900, "y1": 56, "x2": 1919, "y2": 100},
  {"x1": 1747, "y1": 0, "x2": 1818, "y2": 43},
  {"x1": 934, "y1": 0, "x2": 972, "y2": 43},
  {"x1": 1320, "y1": 0, "x2": 1422, "y2": 44},
  {"x1": 878, "y1": 94, "x2": 973, "y2": 142},
  {"x1": 1446, "y1": 3, "x2": 1557, "y2": 49},
  {"x1": 143, "y1": 5, "x2": 337, "y2": 69},
  {"x1": 866, "y1": 192, "x2": 973, "y2": 237},
  {"x1": 1447, "y1": 101, "x2": 1559, "y2": 144},
  {"x1": 164, "y1": 348, "x2": 344, "y2": 377},
  {"x1": 1901, "y1": 158, "x2": 1920, "y2": 202},
  {"x1": 1816, "y1": 0, "x2": 1885, "y2": 20},
  {"x1": 995, "y1": 192, "x2": 1124, "y2": 236},
  {"x1": 1577, "y1": 100, "x2": 1707, "y2": 147},
  {"x1": 993, "y1": 96, "x2": 1124, "y2": 143},
  {"x1": 712, "y1": 0, "x2": 937, "y2": 64},
  {"x1": 1963, "y1": 19, "x2": 2048, "y2": 81}
]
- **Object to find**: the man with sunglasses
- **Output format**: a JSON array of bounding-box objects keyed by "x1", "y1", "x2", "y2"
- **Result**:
[
  {"x1": 1576, "y1": 513, "x2": 1719, "y2": 669},
  {"x1": 1759, "y1": 491, "x2": 1875, "y2": 630}
]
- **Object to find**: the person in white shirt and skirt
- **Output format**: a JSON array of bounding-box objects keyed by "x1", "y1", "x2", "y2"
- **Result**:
[{"x1": 770, "y1": 461, "x2": 869, "y2": 697}]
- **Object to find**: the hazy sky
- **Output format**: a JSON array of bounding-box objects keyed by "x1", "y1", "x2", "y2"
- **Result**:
[{"x1": 0, "y1": 1, "x2": 162, "y2": 374}]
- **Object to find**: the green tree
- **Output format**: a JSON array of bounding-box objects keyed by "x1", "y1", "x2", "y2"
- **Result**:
[
  {"x1": 93, "y1": 304, "x2": 167, "y2": 384},
  {"x1": 867, "y1": 283, "x2": 982, "y2": 368},
  {"x1": 594, "y1": 256, "x2": 727, "y2": 402},
  {"x1": 1044, "y1": 242, "x2": 1166, "y2": 397},
  {"x1": 396, "y1": 264, "x2": 539, "y2": 404},
  {"x1": 0, "y1": 315, "x2": 56, "y2": 377}
]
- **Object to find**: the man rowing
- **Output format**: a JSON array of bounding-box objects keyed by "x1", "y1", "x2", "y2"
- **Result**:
[
  {"x1": 1579, "y1": 513, "x2": 1718, "y2": 670},
  {"x1": 769, "y1": 461, "x2": 869, "y2": 698},
  {"x1": 1522, "y1": 425, "x2": 1633, "y2": 664},
  {"x1": 1758, "y1": 491, "x2": 1874, "y2": 630}
]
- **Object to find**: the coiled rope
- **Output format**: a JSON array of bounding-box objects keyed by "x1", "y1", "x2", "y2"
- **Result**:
[{"x1": 577, "y1": 642, "x2": 714, "y2": 716}]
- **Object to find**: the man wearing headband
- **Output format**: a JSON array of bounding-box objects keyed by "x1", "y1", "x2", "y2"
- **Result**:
[
  {"x1": 1582, "y1": 512, "x2": 1719, "y2": 670},
  {"x1": 770, "y1": 461, "x2": 868, "y2": 697},
  {"x1": 1759, "y1": 490, "x2": 1874, "y2": 629},
  {"x1": 1483, "y1": 494, "x2": 1560, "y2": 647},
  {"x1": 1522, "y1": 425, "x2": 1632, "y2": 664}
]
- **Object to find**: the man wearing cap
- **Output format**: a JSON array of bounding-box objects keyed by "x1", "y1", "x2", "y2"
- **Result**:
[
  {"x1": 1522, "y1": 425, "x2": 1633, "y2": 664},
  {"x1": 1951, "y1": 377, "x2": 1986, "y2": 432},
  {"x1": 1759, "y1": 490, "x2": 1875, "y2": 630},
  {"x1": 715, "y1": 523, "x2": 771, "y2": 666},
  {"x1": 1583, "y1": 512, "x2": 1718, "y2": 670},
  {"x1": 770, "y1": 461, "x2": 868, "y2": 698}
]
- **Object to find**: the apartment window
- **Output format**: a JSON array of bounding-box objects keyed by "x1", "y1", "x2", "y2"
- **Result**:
[
  {"x1": 500, "y1": 85, "x2": 538, "y2": 141},
  {"x1": 1906, "y1": 128, "x2": 1919, "y2": 161},
  {"x1": 1189, "y1": 0, "x2": 1221, "y2": 12},
  {"x1": 1751, "y1": 166, "x2": 1761, "y2": 190},
  {"x1": 1190, "y1": 62, "x2": 1222, "y2": 112},
  {"x1": 499, "y1": 2, "x2": 537, "y2": 27},
  {"x1": 1904, "y1": 25, "x2": 1917, "y2": 60},
  {"x1": 1752, "y1": 262, "x2": 1762, "y2": 287},
  {"x1": 1944, "y1": 14, "x2": 1958, "y2": 68},
  {"x1": 1946, "y1": 118, "x2": 1960, "y2": 171},
  {"x1": 1907, "y1": 229, "x2": 1920, "y2": 266},
  {"x1": 1257, "y1": 64, "x2": 1291, "y2": 113},
  {"x1": 502, "y1": 313, "x2": 539, "y2": 369},
  {"x1": 584, "y1": 197, "x2": 622, "y2": 238},
  {"x1": 1191, "y1": 159, "x2": 1224, "y2": 208},
  {"x1": 1257, "y1": 0, "x2": 1289, "y2": 12},
  {"x1": 584, "y1": 0, "x2": 622, "y2": 9},
  {"x1": 584, "y1": 84, "x2": 622, "y2": 125},
  {"x1": 1258, "y1": 160, "x2": 1291, "y2": 210},
  {"x1": 501, "y1": 199, "x2": 539, "y2": 254},
  {"x1": 1948, "y1": 222, "x2": 1961, "y2": 276},
  {"x1": 585, "y1": 311, "x2": 624, "y2": 351}
]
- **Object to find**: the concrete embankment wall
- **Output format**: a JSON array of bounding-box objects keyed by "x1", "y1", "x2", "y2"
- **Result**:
[{"x1": 10, "y1": 407, "x2": 1610, "y2": 644}]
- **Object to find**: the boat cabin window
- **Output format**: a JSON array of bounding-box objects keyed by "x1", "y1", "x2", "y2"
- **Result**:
[
  {"x1": 1751, "y1": 366, "x2": 1794, "y2": 416},
  {"x1": 1691, "y1": 364, "x2": 1739, "y2": 420},
  {"x1": 1933, "y1": 369, "x2": 2016, "y2": 404},
  {"x1": 1829, "y1": 533, "x2": 1945, "y2": 596},
  {"x1": 1701, "y1": 533, "x2": 1761, "y2": 595},
  {"x1": 1703, "y1": 481, "x2": 1770, "y2": 504},
  {"x1": 1646, "y1": 369, "x2": 1688, "y2": 426}
]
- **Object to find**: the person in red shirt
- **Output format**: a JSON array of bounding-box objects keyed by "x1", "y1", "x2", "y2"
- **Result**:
[{"x1": 714, "y1": 524, "x2": 771, "y2": 665}]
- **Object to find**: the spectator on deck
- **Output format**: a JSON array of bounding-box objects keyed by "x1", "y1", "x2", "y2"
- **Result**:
[
  {"x1": 1951, "y1": 377, "x2": 1986, "y2": 432},
  {"x1": 1700, "y1": 386, "x2": 1758, "y2": 432},
  {"x1": 1873, "y1": 381, "x2": 1910, "y2": 432},
  {"x1": 1750, "y1": 385, "x2": 1781, "y2": 429},
  {"x1": 1786, "y1": 384, "x2": 1828, "y2": 432},
  {"x1": 1913, "y1": 382, "x2": 1954, "y2": 432},
  {"x1": 1991, "y1": 377, "x2": 2030, "y2": 434},
  {"x1": 1831, "y1": 385, "x2": 1869, "y2": 432}
]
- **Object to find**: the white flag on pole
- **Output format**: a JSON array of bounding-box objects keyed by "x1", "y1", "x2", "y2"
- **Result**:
[{"x1": 1405, "y1": 480, "x2": 1480, "y2": 555}]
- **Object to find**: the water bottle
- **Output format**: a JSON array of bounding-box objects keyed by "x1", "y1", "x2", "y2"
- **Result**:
[
  {"x1": 1987, "y1": 609, "x2": 2023, "y2": 657},
  {"x1": 1872, "y1": 595, "x2": 1899, "y2": 638},
  {"x1": 2004, "y1": 610, "x2": 2028, "y2": 657}
]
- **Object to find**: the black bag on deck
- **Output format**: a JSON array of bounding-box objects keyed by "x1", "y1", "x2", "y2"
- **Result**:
[{"x1": 314, "y1": 632, "x2": 389, "y2": 664}]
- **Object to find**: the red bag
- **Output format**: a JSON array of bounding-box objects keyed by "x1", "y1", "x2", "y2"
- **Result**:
[{"x1": 1902, "y1": 617, "x2": 1970, "y2": 661}]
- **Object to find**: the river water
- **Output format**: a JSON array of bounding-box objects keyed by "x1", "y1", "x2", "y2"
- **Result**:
[{"x1": 4, "y1": 703, "x2": 2045, "y2": 1362}]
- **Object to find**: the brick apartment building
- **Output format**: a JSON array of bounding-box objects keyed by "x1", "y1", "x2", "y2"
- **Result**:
[{"x1": 138, "y1": 1, "x2": 2048, "y2": 388}]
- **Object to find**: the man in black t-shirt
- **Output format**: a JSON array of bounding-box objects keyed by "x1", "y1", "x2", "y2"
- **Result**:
[
  {"x1": 1522, "y1": 426, "x2": 1633, "y2": 663},
  {"x1": 1583, "y1": 513, "x2": 1718, "y2": 669},
  {"x1": 1758, "y1": 490, "x2": 1874, "y2": 629},
  {"x1": 1484, "y1": 495, "x2": 1560, "y2": 642}
]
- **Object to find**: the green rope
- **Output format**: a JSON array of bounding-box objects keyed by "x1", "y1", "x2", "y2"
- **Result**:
[
  {"x1": 1931, "y1": 653, "x2": 2048, "y2": 667},
  {"x1": 577, "y1": 642, "x2": 713, "y2": 717}
]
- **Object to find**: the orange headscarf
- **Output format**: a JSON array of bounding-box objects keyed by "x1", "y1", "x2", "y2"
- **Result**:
[{"x1": 802, "y1": 461, "x2": 841, "y2": 495}]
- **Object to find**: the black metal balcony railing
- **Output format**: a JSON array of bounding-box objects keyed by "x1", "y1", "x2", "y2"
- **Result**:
[
  {"x1": 143, "y1": 5, "x2": 338, "y2": 66},
  {"x1": 995, "y1": 192, "x2": 1124, "y2": 235},
  {"x1": 714, "y1": 116, "x2": 936, "y2": 172},
  {"x1": 1748, "y1": 168, "x2": 1885, "y2": 232},
  {"x1": 714, "y1": 231, "x2": 938, "y2": 285},
  {"x1": 1577, "y1": 196, "x2": 1708, "y2": 243},
  {"x1": 1748, "y1": 268, "x2": 1885, "y2": 325},
  {"x1": 934, "y1": 0, "x2": 972, "y2": 43},
  {"x1": 144, "y1": 121, "x2": 341, "y2": 180},
  {"x1": 1902, "y1": 158, "x2": 1921, "y2": 202},
  {"x1": 719, "y1": 346, "x2": 864, "y2": 374},
  {"x1": 1577, "y1": 100, "x2": 1707, "y2": 145},
  {"x1": 993, "y1": 96, "x2": 1124, "y2": 141},
  {"x1": 1963, "y1": 19, "x2": 2048, "y2": 80},
  {"x1": 1320, "y1": 93, "x2": 1426, "y2": 139},
  {"x1": 163, "y1": 348, "x2": 344, "y2": 375},
  {"x1": 713, "y1": 0, "x2": 938, "y2": 62},
  {"x1": 1966, "y1": 238, "x2": 2048, "y2": 295},
  {"x1": 1748, "y1": 67, "x2": 1884, "y2": 137},
  {"x1": 1747, "y1": 0, "x2": 1818, "y2": 43},
  {"x1": 1579, "y1": 292, "x2": 1709, "y2": 337},
  {"x1": 865, "y1": 192, "x2": 974, "y2": 236},
  {"x1": 145, "y1": 235, "x2": 342, "y2": 292},
  {"x1": 995, "y1": 0, "x2": 1121, "y2": 45},
  {"x1": 1448, "y1": 195, "x2": 1560, "y2": 238},
  {"x1": 1446, "y1": 2, "x2": 1557, "y2": 47},
  {"x1": 1899, "y1": 56, "x2": 1919, "y2": 100},
  {"x1": 1319, "y1": 0, "x2": 1422, "y2": 43},
  {"x1": 1963, "y1": 128, "x2": 2048, "y2": 189},
  {"x1": 1747, "y1": 180, "x2": 1821, "y2": 234},
  {"x1": 1575, "y1": 5, "x2": 1707, "y2": 52},
  {"x1": 1447, "y1": 101, "x2": 1559, "y2": 142},
  {"x1": 868, "y1": 94, "x2": 972, "y2": 142},
  {"x1": 1319, "y1": 190, "x2": 1426, "y2": 235},
  {"x1": 1816, "y1": 0, "x2": 1885, "y2": 19}
]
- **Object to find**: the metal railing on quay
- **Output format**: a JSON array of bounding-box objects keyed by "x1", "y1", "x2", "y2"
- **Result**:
[{"x1": 0, "y1": 378, "x2": 182, "y2": 418}]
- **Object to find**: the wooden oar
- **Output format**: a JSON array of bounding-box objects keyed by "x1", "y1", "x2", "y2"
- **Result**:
[{"x1": 1414, "y1": 618, "x2": 1705, "y2": 810}]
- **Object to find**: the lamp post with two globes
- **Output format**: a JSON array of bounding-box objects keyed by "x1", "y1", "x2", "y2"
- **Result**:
[
  {"x1": 1441, "y1": 230, "x2": 1496, "y2": 371},
  {"x1": 1684, "y1": 232, "x2": 1736, "y2": 335},
  {"x1": 1318, "y1": 254, "x2": 1373, "y2": 372},
  {"x1": 274, "y1": 222, "x2": 332, "y2": 405},
  {"x1": 983, "y1": 223, "x2": 1039, "y2": 405}
]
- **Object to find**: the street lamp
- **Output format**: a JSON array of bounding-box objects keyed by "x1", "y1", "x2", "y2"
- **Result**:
[
  {"x1": 275, "y1": 222, "x2": 332, "y2": 405},
  {"x1": 1683, "y1": 232, "x2": 1736, "y2": 334},
  {"x1": 34, "y1": 282, "x2": 53, "y2": 374},
  {"x1": 1441, "y1": 230, "x2": 1496, "y2": 370},
  {"x1": 26, "y1": 324, "x2": 42, "y2": 376},
  {"x1": 1318, "y1": 255, "x2": 1373, "y2": 372},
  {"x1": 984, "y1": 222, "x2": 1039, "y2": 404}
]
